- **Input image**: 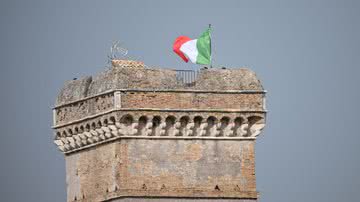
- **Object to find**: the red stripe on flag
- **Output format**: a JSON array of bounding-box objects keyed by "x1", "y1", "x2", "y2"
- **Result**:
[{"x1": 173, "y1": 36, "x2": 191, "y2": 62}]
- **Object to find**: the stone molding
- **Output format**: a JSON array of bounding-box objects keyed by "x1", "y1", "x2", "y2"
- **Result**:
[
  {"x1": 102, "y1": 190, "x2": 258, "y2": 202},
  {"x1": 54, "y1": 111, "x2": 266, "y2": 154},
  {"x1": 68, "y1": 188, "x2": 258, "y2": 202}
]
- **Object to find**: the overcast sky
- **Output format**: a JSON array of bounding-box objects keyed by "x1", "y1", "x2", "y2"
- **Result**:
[{"x1": 1, "y1": 0, "x2": 359, "y2": 202}]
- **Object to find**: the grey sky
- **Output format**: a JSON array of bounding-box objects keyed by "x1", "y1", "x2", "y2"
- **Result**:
[{"x1": 0, "y1": 0, "x2": 359, "y2": 201}]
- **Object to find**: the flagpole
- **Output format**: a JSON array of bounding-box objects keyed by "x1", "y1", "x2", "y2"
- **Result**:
[{"x1": 209, "y1": 24, "x2": 212, "y2": 68}]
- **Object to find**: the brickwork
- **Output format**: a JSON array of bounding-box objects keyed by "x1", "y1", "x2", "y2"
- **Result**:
[
  {"x1": 65, "y1": 140, "x2": 257, "y2": 202},
  {"x1": 121, "y1": 92, "x2": 264, "y2": 111}
]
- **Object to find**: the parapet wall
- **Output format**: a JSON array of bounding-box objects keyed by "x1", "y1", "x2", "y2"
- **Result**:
[{"x1": 55, "y1": 60, "x2": 263, "y2": 106}]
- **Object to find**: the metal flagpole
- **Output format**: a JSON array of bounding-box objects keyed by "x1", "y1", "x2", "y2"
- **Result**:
[{"x1": 209, "y1": 24, "x2": 212, "y2": 68}]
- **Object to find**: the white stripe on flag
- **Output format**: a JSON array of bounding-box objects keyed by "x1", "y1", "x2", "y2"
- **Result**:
[{"x1": 180, "y1": 39, "x2": 198, "y2": 64}]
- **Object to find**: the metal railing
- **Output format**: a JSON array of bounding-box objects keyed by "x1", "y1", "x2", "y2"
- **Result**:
[{"x1": 175, "y1": 70, "x2": 199, "y2": 85}]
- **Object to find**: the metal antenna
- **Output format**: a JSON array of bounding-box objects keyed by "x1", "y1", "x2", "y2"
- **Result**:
[
  {"x1": 106, "y1": 40, "x2": 130, "y2": 67},
  {"x1": 107, "y1": 40, "x2": 129, "y2": 64},
  {"x1": 112, "y1": 40, "x2": 128, "y2": 58}
]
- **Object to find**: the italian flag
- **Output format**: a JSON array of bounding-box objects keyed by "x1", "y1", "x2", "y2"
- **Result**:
[{"x1": 173, "y1": 28, "x2": 211, "y2": 65}]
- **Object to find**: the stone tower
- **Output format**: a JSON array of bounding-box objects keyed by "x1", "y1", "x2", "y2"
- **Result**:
[{"x1": 53, "y1": 60, "x2": 266, "y2": 202}]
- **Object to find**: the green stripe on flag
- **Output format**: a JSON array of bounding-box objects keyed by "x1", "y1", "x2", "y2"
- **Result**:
[{"x1": 196, "y1": 28, "x2": 211, "y2": 65}]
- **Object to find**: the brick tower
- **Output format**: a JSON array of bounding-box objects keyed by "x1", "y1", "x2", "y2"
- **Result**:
[{"x1": 53, "y1": 60, "x2": 266, "y2": 202}]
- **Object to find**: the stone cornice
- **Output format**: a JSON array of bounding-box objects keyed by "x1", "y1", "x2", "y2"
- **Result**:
[
  {"x1": 62, "y1": 136, "x2": 257, "y2": 155},
  {"x1": 102, "y1": 190, "x2": 259, "y2": 202},
  {"x1": 53, "y1": 82, "x2": 267, "y2": 155},
  {"x1": 54, "y1": 111, "x2": 266, "y2": 154}
]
